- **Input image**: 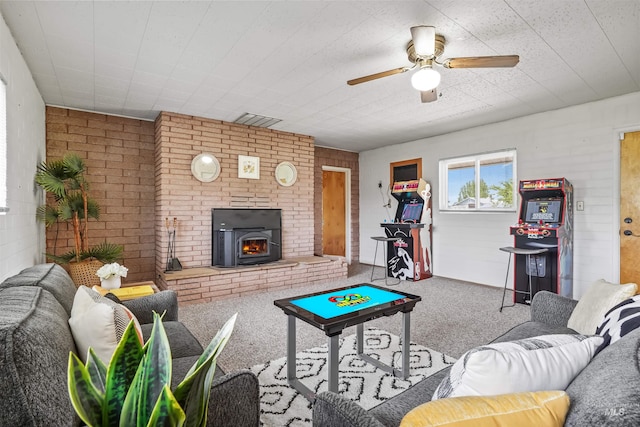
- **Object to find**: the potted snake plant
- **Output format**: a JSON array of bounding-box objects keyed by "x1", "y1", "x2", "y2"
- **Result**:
[{"x1": 68, "y1": 312, "x2": 237, "y2": 427}]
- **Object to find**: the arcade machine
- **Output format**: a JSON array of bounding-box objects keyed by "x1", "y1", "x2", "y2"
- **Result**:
[
  {"x1": 381, "y1": 178, "x2": 433, "y2": 281},
  {"x1": 509, "y1": 178, "x2": 573, "y2": 303}
]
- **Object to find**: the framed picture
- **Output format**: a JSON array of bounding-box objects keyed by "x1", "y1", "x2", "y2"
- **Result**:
[
  {"x1": 238, "y1": 155, "x2": 260, "y2": 179},
  {"x1": 390, "y1": 158, "x2": 422, "y2": 184}
]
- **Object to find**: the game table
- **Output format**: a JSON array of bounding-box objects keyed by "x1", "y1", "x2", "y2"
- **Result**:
[{"x1": 274, "y1": 283, "x2": 421, "y2": 400}]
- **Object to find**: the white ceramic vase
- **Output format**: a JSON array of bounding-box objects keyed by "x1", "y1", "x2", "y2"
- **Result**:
[{"x1": 100, "y1": 276, "x2": 122, "y2": 290}]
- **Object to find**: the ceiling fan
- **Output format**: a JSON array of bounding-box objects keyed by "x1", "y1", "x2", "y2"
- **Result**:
[{"x1": 347, "y1": 26, "x2": 519, "y2": 103}]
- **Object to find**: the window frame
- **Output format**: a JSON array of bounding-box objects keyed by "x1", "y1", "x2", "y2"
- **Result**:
[
  {"x1": 439, "y1": 149, "x2": 517, "y2": 212},
  {"x1": 0, "y1": 76, "x2": 7, "y2": 215}
]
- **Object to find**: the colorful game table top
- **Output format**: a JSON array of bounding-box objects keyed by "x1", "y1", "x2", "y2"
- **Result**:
[{"x1": 274, "y1": 283, "x2": 421, "y2": 336}]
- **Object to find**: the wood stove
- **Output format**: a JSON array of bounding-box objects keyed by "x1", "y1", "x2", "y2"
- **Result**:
[{"x1": 212, "y1": 208, "x2": 282, "y2": 267}]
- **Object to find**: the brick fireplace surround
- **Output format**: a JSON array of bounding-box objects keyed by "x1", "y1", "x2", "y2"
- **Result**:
[{"x1": 45, "y1": 108, "x2": 352, "y2": 305}]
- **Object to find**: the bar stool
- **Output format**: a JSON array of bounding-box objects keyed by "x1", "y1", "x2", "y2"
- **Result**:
[
  {"x1": 370, "y1": 236, "x2": 401, "y2": 286},
  {"x1": 499, "y1": 246, "x2": 549, "y2": 312}
]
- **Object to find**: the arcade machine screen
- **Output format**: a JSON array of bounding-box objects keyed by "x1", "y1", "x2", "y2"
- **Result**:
[
  {"x1": 524, "y1": 198, "x2": 562, "y2": 223},
  {"x1": 290, "y1": 285, "x2": 407, "y2": 320},
  {"x1": 401, "y1": 202, "x2": 423, "y2": 223}
]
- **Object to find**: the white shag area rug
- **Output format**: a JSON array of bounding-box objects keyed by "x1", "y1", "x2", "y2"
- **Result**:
[{"x1": 250, "y1": 328, "x2": 456, "y2": 427}]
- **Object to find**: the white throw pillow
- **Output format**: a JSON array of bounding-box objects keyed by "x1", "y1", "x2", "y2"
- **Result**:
[
  {"x1": 432, "y1": 334, "x2": 603, "y2": 400},
  {"x1": 69, "y1": 286, "x2": 142, "y2": 363},
  {"x1": 567, "y1": 279, "x2": 637, "y2": 335}
]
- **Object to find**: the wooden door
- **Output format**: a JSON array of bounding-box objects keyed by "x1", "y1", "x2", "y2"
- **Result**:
[
  {"x1": 322, "y1": 170, "x2": 346, "y2": 256},
  {"x1": 620, "y1": 130, "x2": 640, "y2": 283}
]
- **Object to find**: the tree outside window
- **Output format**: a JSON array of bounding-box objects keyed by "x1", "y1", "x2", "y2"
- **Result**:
[{"x1": 440, "y1": 150, "x2": 516, "y2": 211}]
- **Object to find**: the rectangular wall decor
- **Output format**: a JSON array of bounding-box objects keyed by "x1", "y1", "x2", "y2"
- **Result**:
[{"x1": 238, "y1": 155, "x2": 260, "y2": 179}]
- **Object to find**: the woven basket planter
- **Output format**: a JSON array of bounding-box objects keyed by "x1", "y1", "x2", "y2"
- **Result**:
[{"x1": 68, "y1": 259, "x2": 104, "y2": 288}]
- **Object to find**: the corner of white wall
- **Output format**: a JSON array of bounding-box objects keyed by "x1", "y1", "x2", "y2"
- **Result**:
[{"x1": 0, "y1": 11, "x2": 46, "y2": 281}]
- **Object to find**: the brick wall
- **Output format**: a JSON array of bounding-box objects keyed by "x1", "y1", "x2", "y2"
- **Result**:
[
  {"x1": 154, "y1": 112, "x2": 315, "y2": 275},
  {"x1": 45, "y1": 108, "x2": 350, "y2": 301},
  {"x1": 154, "y1": 112, "x2": 352, "y2": 304},
  {"x1": 314, "y1": 146, "x2": 360, "y2": 262},
  {"x1": 160, "y1": 257, "x2": 348, "y2": 305},
  {"x1": 45, "y1": 107, "x2": 156, "y2": 282}
]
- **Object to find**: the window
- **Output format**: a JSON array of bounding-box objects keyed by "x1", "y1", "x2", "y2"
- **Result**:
[
  {"x1": 439, "y1": 149, "x2": 516, "y2": 211},
  {"x1": 0, "y1": 77, "x2": 6, "y2": 215}
]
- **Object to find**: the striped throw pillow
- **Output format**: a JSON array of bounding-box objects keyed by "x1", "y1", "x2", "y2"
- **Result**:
[{"x1": 596, "y1": 295, "x2": 640, "y2": 351}]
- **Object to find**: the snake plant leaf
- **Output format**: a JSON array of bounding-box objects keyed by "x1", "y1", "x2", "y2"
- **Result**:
[
  {"x1": 104, "y1": 320, "x2": 145, "y2": 427},
  {"x1": 121, "y1": 312, "x2": 172, "y2": 427},
  {"x1": 174, "y1": 356, "x2": 216, "y2": 427},
  {"x1": 173, "y1": 313, "x2": 236, "y2": 426},
  {"x1": 185, "y1": 313, "x2": 237, "y2": 379},
  {"x1": 67, "y1": 352, "x2": 104, "y2": 427},
  {"x1": 86, "y1": 348, "x2": 108, "y2": 394},
  {"x1": 145, "y1": 385, "x2": 186, "y2": 427}
]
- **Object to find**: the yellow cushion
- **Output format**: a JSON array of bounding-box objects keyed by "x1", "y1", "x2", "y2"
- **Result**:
[{"x1": 400, "y1": 391, "x2": 569, "y2": 427}]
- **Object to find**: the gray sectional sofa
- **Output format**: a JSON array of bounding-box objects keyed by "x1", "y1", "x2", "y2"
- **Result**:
[
  {"x1": 313, "y1": 291, "x2": 640, "y2": 426},
  {"x1": 0, "y1": 263, "x2": 260, "y2": 426}
]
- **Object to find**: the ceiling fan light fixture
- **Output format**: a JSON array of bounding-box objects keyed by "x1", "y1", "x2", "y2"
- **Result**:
[
  {"x1": 411, "y1": 67, "x2": 441, "y2": 91},
  {"x1": 410, "y1": 26, "x2": 436, "y2": 57}
]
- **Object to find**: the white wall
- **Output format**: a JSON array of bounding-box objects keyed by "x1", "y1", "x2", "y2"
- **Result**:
[
  {"x1": 360, "y1": 91, "x2": 640, "y2": 299},
  {"x1": 0, "y1": 13, "x2": 45, "y2": 281}
]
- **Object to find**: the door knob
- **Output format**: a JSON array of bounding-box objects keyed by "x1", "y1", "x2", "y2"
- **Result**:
[
  {"x1": 625, "y1": 217, "x2": 633, "y2": 224},
  {"x1": 624, "y1": 230, "x2": 633, "y2": 236}
]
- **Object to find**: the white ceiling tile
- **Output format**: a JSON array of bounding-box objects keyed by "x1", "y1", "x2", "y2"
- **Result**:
[
  {"x1": 586, "y1": 0, "x2": 640, "y2": 87},
  {"x1": 135, "y1": 55, "x2": 176, "y2": 76},
  {"x1": 46, "y1": 34, "x2": 93, "y2": 71},
  {"x1": 1, "y1": 0, "x2": 638, "y2": 151},
  {"x1": 95, "y1": 48, "x2": 137, "y2": 71},
  {"x1": 94, "y1": 1, "x2": 151, "y2": 55},
  {"x1": 131, "y1": 70, "x2": 168, "y2": 89},
  {"x1": 34, "y1": 1, "x2": 93, "y2": 40}
]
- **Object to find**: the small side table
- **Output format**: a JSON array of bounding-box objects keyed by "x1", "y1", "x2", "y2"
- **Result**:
[
  {"x1": 93, "y1": 280, "x2": 157, "y2": 301},
  {"x1": 499, "y1": 246, "x2": 548, "y2": 312}
]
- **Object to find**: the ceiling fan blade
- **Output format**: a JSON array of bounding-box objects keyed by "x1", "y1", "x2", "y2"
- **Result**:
[
  {"x1": 443, "y1": 55, "x2": 519, "y2": 69},
  {"x1": 421, "y1": 89, "x2": 438, "y2": 103},
  {"x1": 347, "y1": 67, "x2": 408, "y2": 86},
  {"x1": 410, "y1": 26, "x2": 435, "y2": 57}
]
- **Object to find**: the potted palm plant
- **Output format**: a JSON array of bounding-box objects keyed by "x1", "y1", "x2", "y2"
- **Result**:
[{"x1": 35, "y1": 153, "x2": 123, "y2": 285}]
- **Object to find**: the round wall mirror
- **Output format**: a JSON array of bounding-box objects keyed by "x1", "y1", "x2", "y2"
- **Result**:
[
  {"x1": 275, "y1": 161, "x2": 297, "y2": 186},
  {"x1": 191, "y1": 153, "x2": 221, "y2": 182}
]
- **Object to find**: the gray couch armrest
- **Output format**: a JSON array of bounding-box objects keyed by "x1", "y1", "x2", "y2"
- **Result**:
[
  {"x1": 530, "y1": 291, "x2": 578, "y2": 327},
  {"x1": 122, "y1": 290, "x2": 178, "y2": 324},
  {"x1": 313, "y1": 391, "x2": 385, "y2": 427},
  {"x1": 207, "y1": 369, "x2": 260, "y2": 427}
]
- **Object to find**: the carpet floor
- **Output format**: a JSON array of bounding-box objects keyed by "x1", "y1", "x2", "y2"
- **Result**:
[
  {"x1": 250, "y1": 328, "x2": 456, "y2": 426},
  {"x1": 180, "y1": 262, "x2": 529, "y2": 372}
]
